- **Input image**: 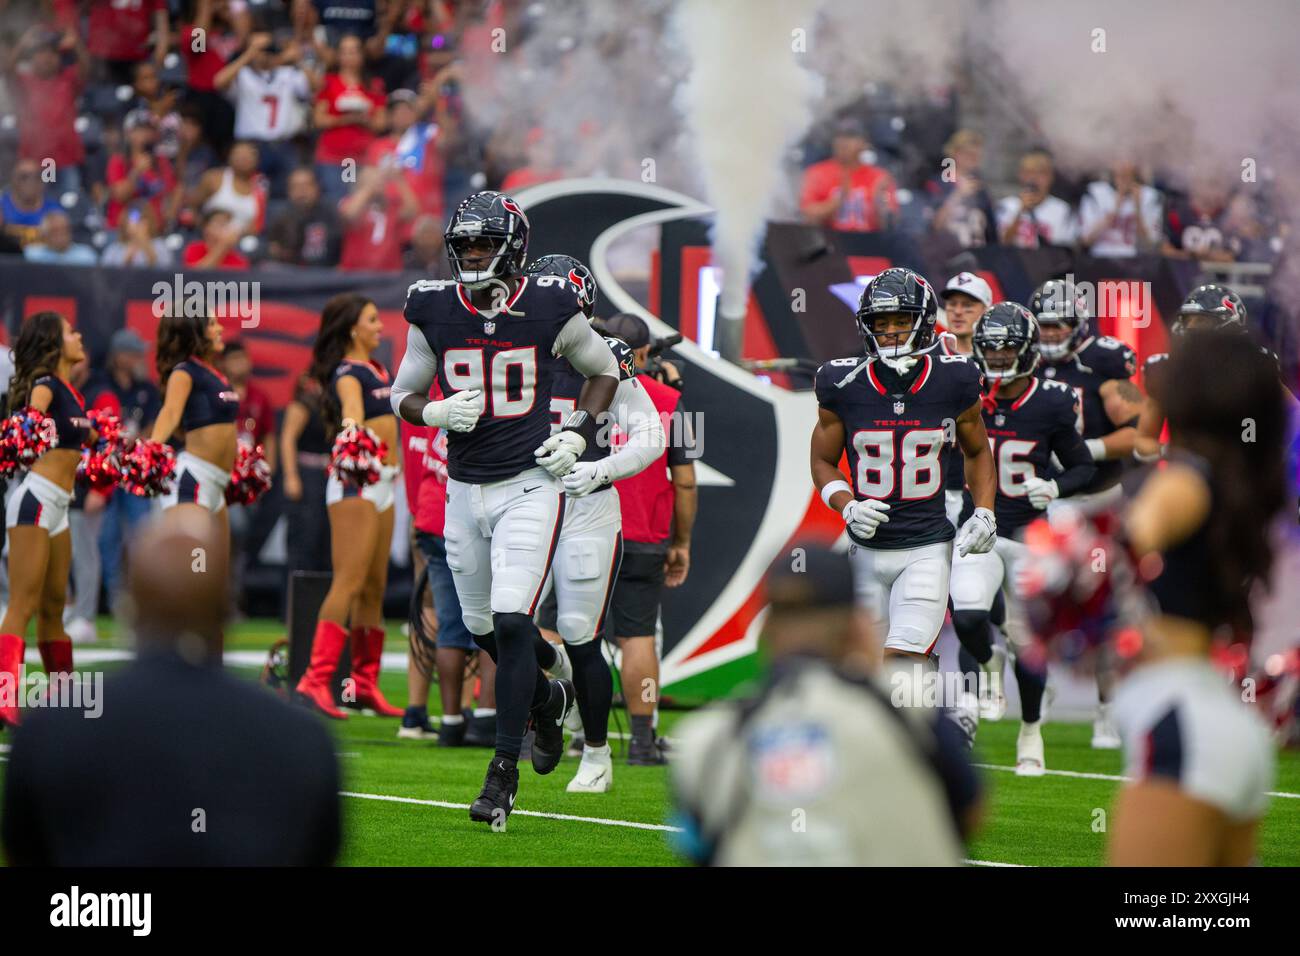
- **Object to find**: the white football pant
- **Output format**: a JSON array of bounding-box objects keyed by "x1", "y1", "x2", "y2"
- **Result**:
[
  {"x1": 444, "y1": 466, "x2": 565, "y2": 636},
  {"x1": 849, "y1": 540, "x2": 952, "y2": 656}
]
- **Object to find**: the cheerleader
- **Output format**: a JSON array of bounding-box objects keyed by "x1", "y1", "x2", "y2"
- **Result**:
[
  {"x1": 0, "y1": 312, "x2": 90, "y2": 728},
  {"x1": 150, "y1": 310, "x2": 239, "y2": 551},
  {"x1": 295, "y1": 293, "x2": 403, "y2": 719},
  {"x1": 1109, "y1": 336, "x2": 1288, "y2": 865}
]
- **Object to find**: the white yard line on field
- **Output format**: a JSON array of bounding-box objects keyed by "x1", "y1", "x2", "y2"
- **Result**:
[
  {"x1": 339, "y1": 789, "x2": 683, "y2": 832},
  {"x1": 338, "y1": 789, "x2": 1025, "y2": 866},
  {"x1": 975, "y1": 762, "x2": 1300, "y2": 799}
]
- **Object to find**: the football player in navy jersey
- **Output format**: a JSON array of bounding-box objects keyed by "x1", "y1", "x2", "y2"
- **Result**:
[
  {"x1": 390, "y1": 192, "x2": 622, "y2": 825},
  {"x1": 1030, "y1": 278, "x2": 1145, "y2": 749},
  {"x1": 1136, "y1": 284, "x2": 1298, "y2": 463},
  {"x1": 811, "y1": 267, "x2": 998, "y2": 702},
  {"x1": 1030, "y1": 279, "x2": 1145, "y2": 505},
  {"x1": 0, "y1": 313, "x2": 91, "y2": 728},
  {"x1": 524, "y1": 254, "x2": 666, "y2": 794},
  {"x1": 950, "y1": 304, "x2": 1096, "y2": 772}
]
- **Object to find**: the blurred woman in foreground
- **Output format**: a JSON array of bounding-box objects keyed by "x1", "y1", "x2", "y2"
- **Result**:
[{"x1": 1109, "y1": 336, "x2": 1290, "y2": 865}]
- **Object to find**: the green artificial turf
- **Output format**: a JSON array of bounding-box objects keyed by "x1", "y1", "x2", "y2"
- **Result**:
[{"x1": 2, "y1": 617, "x2": 1297, "y2": 867}]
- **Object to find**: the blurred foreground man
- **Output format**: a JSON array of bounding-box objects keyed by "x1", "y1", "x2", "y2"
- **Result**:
[
  {"x1": 670, "y1": 543, "x2": 981, "y2": 866},
  {"x1": 2, "y1": 514, "x2": 340, "y2": 865}
]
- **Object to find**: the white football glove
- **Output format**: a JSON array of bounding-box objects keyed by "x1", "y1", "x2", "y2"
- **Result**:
[
  {"x1": 534, "y1": 430, "x2": 587, "y2": 477},
  {"x1": 956, "y1": 507, "x2": 997, "y2": 556},
  {"x1": 561, "y1": 459, "x2": 613, "y2": 497},
  {"x1": 423, "y1": 388, "x2": 483, "y2": 433},
  {"x1": 1023, "y1": 476, "x2": 1059, "y2": 510},
  {"x1": 842, "y1": 498, "x2": 890, "y2": 540}
]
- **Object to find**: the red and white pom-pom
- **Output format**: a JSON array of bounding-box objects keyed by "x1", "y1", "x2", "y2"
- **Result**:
[
  {"x1": 225, "y1": 438, "x2": 272, "y2": 506},
  {"x1": 78, "y1": 409, "x2": 126, "y2": 494},
  {"x1": 120, "y1": 438, "x2": 177, "y2": 497},
  {"x1": 0, "y1": 406, "x2": 59, "y2": 478},
  {"x1": 329, "y1": 423, "x2": 387, "y2": 488}
]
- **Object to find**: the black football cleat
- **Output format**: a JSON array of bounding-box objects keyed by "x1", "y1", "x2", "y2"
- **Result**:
[
  {"x1": 529, "y1": 679, "x2": 574, "y2": 776},
  {"x1": 469, "y1": 757, "x2": 519, "y2": 827}
]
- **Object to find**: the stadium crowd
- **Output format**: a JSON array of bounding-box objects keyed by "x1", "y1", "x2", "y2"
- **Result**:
[{"x1": 0, "y1": 1, "x2": 1289, "y2": 274}]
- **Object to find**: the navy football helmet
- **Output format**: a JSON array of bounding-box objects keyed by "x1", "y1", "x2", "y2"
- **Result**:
[
  {"x1": 526, "y1": 254, "x2": 597, "y2": 319},
  {"x1": 1173, "y1": 284, "x2": 1247, "y2": 335},
  {"x1": 444, "y1": 191, "x2": 530, "y2": 288},
  {"x1": 973, "y1": 302, "x2": 1041, "y2": 382},
  {"x1": 1029, "y1": 278, "x2": 1089, "y2": 360},
  {"x1": 856, "y1": 267, "x2": 938, "y2": 360}
]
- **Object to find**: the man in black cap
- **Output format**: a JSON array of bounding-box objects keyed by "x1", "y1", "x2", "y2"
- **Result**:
[
  {"x1": 2, "y1": 515, "x2": 340, "y2": 865},
  {"x1": 589, "y1": 313, "x2": 695, "y2": 765},
  {"x1": 670, "y1": 541, "x2": 982, "y2": 865}
]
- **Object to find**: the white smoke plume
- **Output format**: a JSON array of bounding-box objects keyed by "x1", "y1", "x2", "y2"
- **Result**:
[
  {"x1": 982, "y1": 0, "x2": 1300, "y2": 180},
  {"x1": 456, "y1": 1, "x2": 1299, "y2": 320},
  {"x1": 673, "y1": 0, "x2": 823, "y2": 321}
]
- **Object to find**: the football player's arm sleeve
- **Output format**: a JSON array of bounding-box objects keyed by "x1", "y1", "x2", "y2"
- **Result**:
[
  {"x1": 955, "y1": 399, "x2": 996, "y2": 512},
  {"x1": 390, "y1": 326, "x2": 439, "y2": 424},
  {"x1": 1051, "y1": 413, "x2": 1097, "y2": 497},
  {"x1": 601, "y1": 378, "x2": 666, "y2": 481},
  {"x1": 555, "y1": 314, "x2": 619, "y2": 381}
]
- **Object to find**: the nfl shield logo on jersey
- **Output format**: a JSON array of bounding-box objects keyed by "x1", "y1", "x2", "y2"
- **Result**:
[
  {"x1": 893, "y1": 399, "x2": 905, "y2": 414},
  {"x1": 994, "y1": 412, "x2": 1006, "y2": 426},
  {"x1": 483, "y1": 320, "x2": 496, "y2": 334}
]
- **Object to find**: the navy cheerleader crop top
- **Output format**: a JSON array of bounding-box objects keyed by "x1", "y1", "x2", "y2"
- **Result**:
[
  {"x1": 33, "y1": 375, "x2": 90, "y2": 448},
  {"x1": 174, "y1": 359, "x2": 240, "y2": 430},
  {"x1": 333, "y1": 360, "x2": 392, "y2": 421}
]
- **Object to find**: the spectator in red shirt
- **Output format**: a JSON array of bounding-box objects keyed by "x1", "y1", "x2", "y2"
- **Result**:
[
  {"x1": 800, "y1": 118, "x2": 898, "y2": 232},
  {"x1": 222, "y1": 340, "x2": 277, "y2": 470},
  {"x1": 338, "y1": 164, "x2": 418, "y2": 272},
  {"x1": 364, "y1": 83, "x2": 449, "y2": 235},
  {"x1": 313, "y1": 35, "x2": 387, "y2": 201},
  {"x1": 182, "y1": 208, "x2": 250, "y2": 269},
  {"x1": 106, "y1": 110, "x2": 178, "y2": 229},
  {"x1": 86, "y1": 0, "x2": 170, "y2": 86},
  {"x1": 181, "y1": 0, "x2": 249, "y2": 157},
  {"x1": 4, "y1": 26, "x2": 88, "y2": 193}
]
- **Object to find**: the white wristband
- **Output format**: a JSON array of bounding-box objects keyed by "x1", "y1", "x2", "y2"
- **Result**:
[
  {"x1": 1085, "y1": 438, "x2": 1106, "y2": 461},
  {"x1": 821, "y1": 480, "x2": 853, "y2": 511}
]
